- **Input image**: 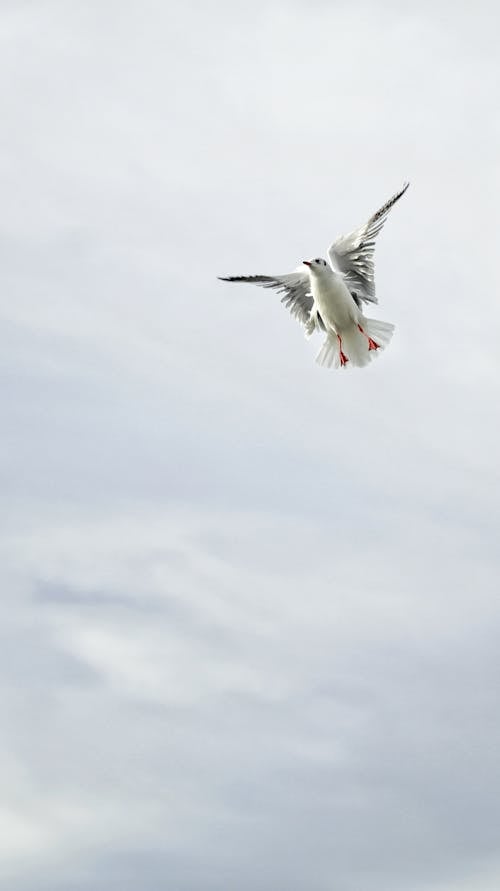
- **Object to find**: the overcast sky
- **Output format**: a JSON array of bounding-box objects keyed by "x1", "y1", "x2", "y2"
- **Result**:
[{"x1": 1, "y1": 1, "x2": 500, "y2": 889}]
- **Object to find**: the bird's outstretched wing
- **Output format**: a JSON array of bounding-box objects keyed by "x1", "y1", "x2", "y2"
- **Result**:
[
  {"x1": 218, "y1": 271, "x2": 315, "y2": 330},
  {"x1": 327, "y1": 182, "x2": 409, "y2": 304}
]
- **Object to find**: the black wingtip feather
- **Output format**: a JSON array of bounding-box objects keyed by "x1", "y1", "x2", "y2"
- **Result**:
[{"x1": 368, "y1": 181, "x2": 410, "y2": 226}]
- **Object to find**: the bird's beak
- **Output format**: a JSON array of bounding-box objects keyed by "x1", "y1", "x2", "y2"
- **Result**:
[{"x1": 303, "y1": 260, "x2": 311, "y2": 267}]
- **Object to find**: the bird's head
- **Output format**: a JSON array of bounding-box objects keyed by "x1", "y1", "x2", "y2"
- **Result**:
[{"x1": 303, "y1": 257, "x2": 329, "y2": 274}]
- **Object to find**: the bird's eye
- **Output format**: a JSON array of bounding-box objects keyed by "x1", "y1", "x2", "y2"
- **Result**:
[{"x1": 315, "y1": 258, "x2": 321, "y2": 263}]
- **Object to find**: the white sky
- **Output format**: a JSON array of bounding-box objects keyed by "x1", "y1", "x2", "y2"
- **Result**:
[{"x1": 1, "y1": 1, "x2": 500, "y2": 889}]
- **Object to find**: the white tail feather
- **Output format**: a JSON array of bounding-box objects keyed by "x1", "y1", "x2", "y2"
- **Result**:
[
  {"x1": 338, "y1": 324, "x2": 372, "y2": 368},
  {"x1": 362, "y1": 316, "x2": 395, "y2": 349},
  {"x1": 315, "y1": 333, "x2": 340, "y2": 368},
  {"x1": 315, "y1": 317, "x2": 395, "y2": 370}
]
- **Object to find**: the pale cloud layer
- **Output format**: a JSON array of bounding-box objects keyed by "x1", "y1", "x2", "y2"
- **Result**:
[{"x1": 1, "y1": 1, "x2": 500, "y2": 889}]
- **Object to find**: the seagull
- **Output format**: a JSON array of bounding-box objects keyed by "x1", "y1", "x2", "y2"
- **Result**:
[{"x1": 219, "y1": 183, "x2": 409, "y2": 369}]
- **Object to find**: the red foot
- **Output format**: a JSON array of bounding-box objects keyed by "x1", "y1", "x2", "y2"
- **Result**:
[
  {"x1": 358, "y1": 324, "x2": 380, "y2": 351},
  {"x1": 337, "y1": 334, "x2": 349, "y2": 366}
]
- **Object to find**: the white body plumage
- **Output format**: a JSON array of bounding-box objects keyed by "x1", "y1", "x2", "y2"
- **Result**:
[
  {"x1": 303, "y1": 257, "x2": 394, "y2": 368},
  {"x1": 308, "y1": 262, "x2": 360, "y2": 332}
]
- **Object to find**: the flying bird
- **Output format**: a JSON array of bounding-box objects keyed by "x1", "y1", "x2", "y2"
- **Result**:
[{"x1": 219, "y1": 183, "x2": 409, "y2": 369}]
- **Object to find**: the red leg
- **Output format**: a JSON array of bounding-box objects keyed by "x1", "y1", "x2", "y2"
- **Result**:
[
  {"x1": 338, "y1": 334, "x2": 349, "y2": 366},
  {"x1": 358, "y1": 324, "x2": 379, "y2": 351}
]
